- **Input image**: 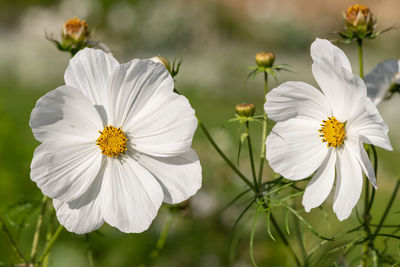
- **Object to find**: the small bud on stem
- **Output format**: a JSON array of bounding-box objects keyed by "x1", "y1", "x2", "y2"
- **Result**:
[
  {"x1": 235, "y1": 103, "x2": 256, "y2": 117},
  {"x1": 255, "y1": 52, "x2": 275, "y2": 68}
]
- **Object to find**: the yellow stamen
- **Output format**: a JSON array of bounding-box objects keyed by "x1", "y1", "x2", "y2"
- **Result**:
[
  {"x1": 63, "y1": 17, "x2": 88, "y2": 39},
  {"x1": 318, "y1": 117, "x2": 346, "y2": 148},
  {"x1": 96, "y1": 125, "x2": 128, "y2": 157},
  {"x1": 345, "y1": 4, "x2": 369, "y2": 21}
]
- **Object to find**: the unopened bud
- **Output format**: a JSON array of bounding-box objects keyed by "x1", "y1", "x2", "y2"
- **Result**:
[
  {"x1": 62, "y1": 17, "x2": 89, "y2": 44},
  {"x1": 150, "y1": 56, "x2": 171, "y2": 73},
  {"x1": 255, "y1": 52, "x2": 275, "y2": 68},
  {"x1": 344, "y1": 4, "x2": 374, "y2": 35},
  {"x1": 235, "y1": 103, "x2": 255, "y2": 117}
]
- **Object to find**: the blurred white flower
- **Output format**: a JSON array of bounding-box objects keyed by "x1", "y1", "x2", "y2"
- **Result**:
[
  {"x1": 365, "y1": 59, "x2": 400, "y2": 105},
  {"x1": 265, "y1": 38, "x2": 392, "y2": 221},
  {"x1": 30, "y1": 48, "x2": 202, "y2": 234}
]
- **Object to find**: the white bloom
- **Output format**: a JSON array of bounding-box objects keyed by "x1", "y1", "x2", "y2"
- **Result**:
[
  {"x1": 29, "y1": 48, "x2": 202, "y2": 234},
  {"x1": 265, "y1": 38, "x2": 392, "y2": 221},
  {"x1": 365, "y1": 59, "x2": 400, "y2": 105}
]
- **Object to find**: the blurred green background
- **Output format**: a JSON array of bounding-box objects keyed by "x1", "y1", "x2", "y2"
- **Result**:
[{"x1": 0, "y1": 0, "x2": 399, "y2": 266}]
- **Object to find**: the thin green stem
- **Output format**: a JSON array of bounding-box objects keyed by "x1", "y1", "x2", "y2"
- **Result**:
[
  {"x1": 42, "y1": 207, "x2": 55, "y2": 267},
  {"x1": 372, "y1": 179, "x2": 400, "y2": 238},
  {"x1": 357, "y1": 38, "x2": 364, "y2": 79},
  {"x1": 249, "y1": 205, "x2": 261, "y2": 267},
  {"x1": 260, "y1": 202, "x2": 301, "y2": 267},
  {"x1": 358, "y1": 39, "x2": 371, "y2": 267},
  {"x1": 0, "y1": 217, "x2": 26, "y2": 263},
  {"x1": 198, "y1": 120, "x2": 255, "y2": 191},
  {"x1": 257, "y1": 72, "x2": 268, "y2": 187},
  {"x1": 37, "y1": 225, "x2": 63, "y2": 265},
  {"x1": 246, "y1": 122, "x2": 258, "y2": 191},
  {"x1": 367, "y1": 145, "x2": 378, "y2": 213},
  {"x1": 150, "y1": 213, "x2": 174, "y2": 262},
  {"x1": 30, "y1": 195, "x2": 48, "y2": 264}
]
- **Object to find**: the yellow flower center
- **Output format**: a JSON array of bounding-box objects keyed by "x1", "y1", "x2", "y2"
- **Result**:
[
  {"x1": 345, "y1": 4, "x2": 369, "y2": 21},
  {"x1": 318, "y1": 117, "x2": 346, "y2": 148},
  {"x1": 96, "y1": 126, "x2": 128, "y2": 157}
]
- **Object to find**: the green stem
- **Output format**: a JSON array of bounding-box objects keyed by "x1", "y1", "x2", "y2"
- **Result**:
[
  {"x1": 270, "y1": 211, "x2": 301, "y2": 266},
  {"x1": 257, "y1": 72, "x2": 268, "y2": 188},
  {"x1": 37, "y1": 225, "x2": 63, "y2": 265},
  {"x1": 0, "y1": 217, "x2": 26, "y2": 263},
  {"x1": 246, "y1": 122, "x2": 258, "y2": 190},
  {"x1": 250, "y1": 205, "x2": 261, "y2": 267},
  {"x1": 372, "y1": 180, "x2": 400, "y2": 238},
  {"x1": 358, "y1": 39, "x2": 371, "y2": 267},
  {"x1": 198, "y1": 120, "x2": 255, "y2": 191},
  {"x1": 357, "y1": 38, "x2": 364, "y2": 79},
  {"x1": 42, "y1": 207, "x2": 55, "y2": 267},
  {"x1": 30, "y1": 195, "x2": 48, "y2": 264},
  {"x1": 150, "y1": 213, "x2": 174, "y2": 262},
  {"x1": 366, "y1": 145, "x2": 378, "y2": 213}
]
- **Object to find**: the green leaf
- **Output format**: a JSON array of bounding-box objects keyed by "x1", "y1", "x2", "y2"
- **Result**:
[
  {"x1": 250, "y1": 205, "x2": 262, "y2": 267},
  {"x1": 280, "y1": 203, "x2": 333, "y2": 241},
  {"x1": 284, "y1": 208, "x2": 291, "y2": 235},
  {"x1": 264, "y1": 205, "x2": 276, "y2": 241}
]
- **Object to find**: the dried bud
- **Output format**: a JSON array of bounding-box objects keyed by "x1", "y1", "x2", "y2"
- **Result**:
[
  {"x1": 255, "y1": 52, "x2": 275, "y2": 68},
  {"x1": 150, "y1": 56, "x2": 171, "y2": 73},
  {"x1": 344, "y1": 4, "x2": 374, "y2": 36},
  {"x1": 235, "y1": 103, "x2": 255, "y2": 117},
  {"x1": 62, "y1": 17, "x2": 89, "y2": 44}
]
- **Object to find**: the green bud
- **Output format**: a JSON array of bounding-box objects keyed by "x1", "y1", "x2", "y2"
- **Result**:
[
  {"x1": 235, "y1": 103, "x2": 255, "y2": 117},
  {"x1": 255, "y1": 52, "x2": 275, "y2": 68},
  {"x1": 344, "y1": 4, "x2": 374, "y2": 37}
]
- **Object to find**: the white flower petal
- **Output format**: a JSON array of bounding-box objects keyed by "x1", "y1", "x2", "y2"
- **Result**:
[
  {"x1": 31, "y1": 141, "x2": 103, "y2": 202},
  {"x1": 53, "y1": 165, "x2": 105, "y2": 234},
  {"x1": 333, "y1": 147, "x2": 363, "y2": 221},
  {"x1": 302, "y1": 149, "x2": 336, "y2": 212},
  {"x1": 30, "y1": 85, "x2": 103, "y2": 143},
  {"x1": 127, "y1": 91, "x2": 197, "y2": 157},
  {"x1": 134, "y1": 149, "x2": 202, "y2": 204},
  {"x1": 266, "y1": 118, "x2": 328, "y2": 180},
  {"x1": 64, "y1": 48, "x2": 119, "y2": 123},
  {"x1": 347, "y1": 97, "x2": 392, "y2": 151},
  {"x1": 311, "y1": 39, "x2": 366, "y2": 121},
  {"x1": 365, "y1": 59, "x2": 399, "y2": 105},
  {"x1": 106, "y1": 59, "x2": 174, "y2": 127},
  {"x1": 265, "y1": 81, "x2": 330, "y2": 122},
  {"x1": 345, "y1": 135, "x2": 376, "y2": 188},
  {"x1": 311, "y1": 38, "x2": 352, "y2": 72},
  {"x1": 100, "y1": 157, "x2": 163, "y2": 233}
]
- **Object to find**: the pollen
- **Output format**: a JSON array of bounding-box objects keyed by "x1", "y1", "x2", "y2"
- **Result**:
[
  {"x1": 346, "y1": 4, "x2": 369, "y2": 21},
  {"x1": 96, "y1": 126, "x2": 128, "y2": 157},
  {"x1": 318, "y1": 117, "x2": 346, "y2": 148}
]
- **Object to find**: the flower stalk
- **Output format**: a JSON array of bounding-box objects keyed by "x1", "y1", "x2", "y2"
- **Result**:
[
  {"x1": 258, "y1": 72, "x2": 268, "y2": 188},
  {"x1": 30, "y1": 195, "x2": 48, "y2": 265}
]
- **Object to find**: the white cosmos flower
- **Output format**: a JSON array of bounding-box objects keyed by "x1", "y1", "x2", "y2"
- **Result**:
[
  {"x1": 29, "y1": 48, "x2": 202, "y2": 234},
  {"x1": 365, "y1": 59, "x2": 400, "y2": 105},
  {"x1": 265, "y1": 38, "x2": 392, "y2": 221}
]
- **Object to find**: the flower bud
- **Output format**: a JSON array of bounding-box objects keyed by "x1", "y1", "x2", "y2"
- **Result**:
[
  {"x1": 150, "y1": 56, "x2": 171, "y2": 73},
  {"x1": 255, "y1": 52, "x2": 275, "y2": 68},
  {"x1": 344, "y1": 4, "x2": 374, "y2": 35},
  {"x1": 235, "y1": 103, "x2": 255, "y2": 117},
  {"x1": 62, "y1": 17, "x2": 89, "y2": 44}
]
